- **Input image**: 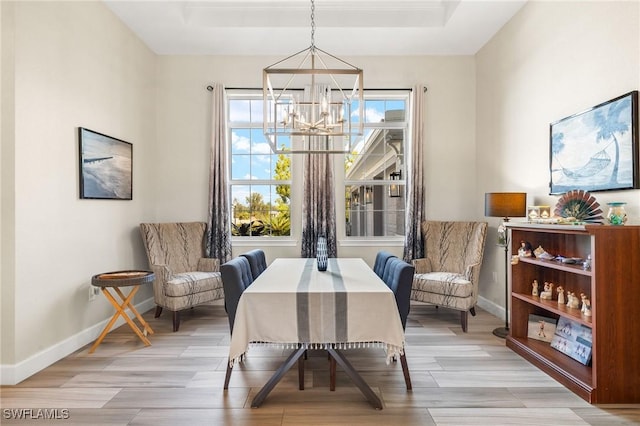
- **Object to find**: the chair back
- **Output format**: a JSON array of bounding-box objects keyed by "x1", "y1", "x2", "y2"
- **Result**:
[
  {"x1": 240, "y1": 249, "x2": 268, "y2": 280},
  {"x1": 373, "y1": 251, "x2": 397, "y2": 278},
  {"x1": 220, "y1": 256, "x2": 254, "y2": 332},
  {"x1": 421, "y1": 221, "x2": 487, "y2": 275},
  {"x1": 383, "y1": 257, "x2": 415, "y2": 329},
  {"x1": 140, "y1": 222, "x2": 207, "y2": 274}
]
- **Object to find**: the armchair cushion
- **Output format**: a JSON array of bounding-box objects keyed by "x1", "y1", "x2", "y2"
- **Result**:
[
  {"x1": 164, "y1": 272, "x2": 224, "y2": 297},
  {"x1": 411, "y1": 258, "x2": 432, "y2": 274},
  {"x1": 197, "y1": 257, "x2": 220, "y2": 272},
  {"x1": 412, "y1": 272, "x2": 472, "y2": 298}
]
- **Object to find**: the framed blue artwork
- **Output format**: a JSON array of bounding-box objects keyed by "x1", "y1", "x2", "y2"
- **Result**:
[{"x1": 550, "y1": 91, "x2": 638, "y2": 195}]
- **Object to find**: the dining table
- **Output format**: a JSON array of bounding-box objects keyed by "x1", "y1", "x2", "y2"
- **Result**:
[{"x1": 228, "y1": 257, "x2": 406, "y2": 409}]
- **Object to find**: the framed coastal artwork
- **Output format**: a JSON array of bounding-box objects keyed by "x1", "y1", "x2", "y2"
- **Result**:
[
  {"x1": 78, "y1": 127, "x2": 133, "y2": 200},
  {"x1": 549, "y1": 91, "x2": 639, "y2": 195}
]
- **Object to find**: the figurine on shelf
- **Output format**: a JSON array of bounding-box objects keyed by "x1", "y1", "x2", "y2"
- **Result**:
[
  {"x1": 556, "y1": 286, "x2": 565, "y2": 305},
  {"x1": 580, "y1": 293, "x2": 588, "y2": 313},
  {"x1": 583, "y1": 298, "x2": 592, "y2": 316},
  {"x1": 534, "y1": 245, "x2": 555, "y2": 260},
  {"x1": 531, "y1": 280, "x2": 539, "y2": 296},
  {"x1": 566, "y1": 292, "x2": 580, "y2": 309},
  {"x1": 540, "y1": 282, "x2": 554, "y2": 300},
  {"x1": 518, "y1": 241, "x2": 533, "y2": 257}
]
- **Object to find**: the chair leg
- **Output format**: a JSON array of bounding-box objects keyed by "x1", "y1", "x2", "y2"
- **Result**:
[
  {"x1": 172, "y1": 311, "x2": 181, "y2": 332},
  {"x1": 329, "y1": 354, "x2": 336, "y2": 391},
  {"x1": 298, "y1": 355, "x2": 305, "y2": 390},
  {"x1": 154, "y1": 305, "x2": 163, "y2": 318},
  {"x1": 224, "y1": 360, "x2": 233, "y2": 390},
  {"x1": 399, "y1": 353, "x2": 412, "y2": 390},
  {"x1": 460, "y1": 310, "x2": 468, "y2": 332}
]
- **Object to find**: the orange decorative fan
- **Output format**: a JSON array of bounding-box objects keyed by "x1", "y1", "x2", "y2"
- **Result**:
[{"x1": 554, "y1": 190, "x2": 603, "y2": 223}]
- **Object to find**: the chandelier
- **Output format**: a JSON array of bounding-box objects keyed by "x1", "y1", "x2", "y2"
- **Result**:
[{"x1": 263, "y1": 0, "x2": 364, "y2": 154}]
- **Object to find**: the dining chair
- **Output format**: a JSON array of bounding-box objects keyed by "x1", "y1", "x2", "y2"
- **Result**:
[
  {"x1": 330, "y1": 257, "x2": 414, "y2": 391},
  {"x1": 240, "y1": 249, "x2": 268, "y2": 280},
  {"x1": 220, "y1": 256, "x2": 254, "y2": 389},
  {"x1": 382, "y1": 257, "x2": 415, "y2": 390},
  {"x1": 373, "y1": 250, "x2": 397, "y2": 278},
  {"x1": 221, "y1": 256, "x2": 305, "y2": 391}
]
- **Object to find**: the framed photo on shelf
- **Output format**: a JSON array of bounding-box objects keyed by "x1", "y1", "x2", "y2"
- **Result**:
[
  {"x1": 549, "y1": 90, "x2": 639, "y2": 195},
  {"x1": 550, "y1": 316, "x2": 592, "y2": 366},
  {"x1": 527, "y1": 314, "x2": 557, "y2": 343},
  {"x1": 78, "y1": 127, "x2": 133, "y2": 200}
]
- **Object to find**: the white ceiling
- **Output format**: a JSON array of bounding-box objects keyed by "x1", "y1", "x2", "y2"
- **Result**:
[{"x1": 103, "y1": 0, "x2": 528, "y2": 56}]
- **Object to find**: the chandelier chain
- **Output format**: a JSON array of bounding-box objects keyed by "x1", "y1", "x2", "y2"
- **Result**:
[{"x1": 310, "y1": 0, "x2": 315, "y2": 48}]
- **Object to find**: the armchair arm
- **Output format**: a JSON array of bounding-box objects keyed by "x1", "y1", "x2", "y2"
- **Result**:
[
  {"x1": 149, "y1": 264, "x2": 172, "y2": 284},
  {"x1": 148, "y1": 264, "x2": 172, "y2": 306},
  {"x1": 198, "y1": 257, "x2": 220, "y2": 272},
  {"x1": 412, "y1": 258, "x2": 431, "y2": 274},
  {"x1": 464, "y1": 262, "x2": 481, "y2": 285}
]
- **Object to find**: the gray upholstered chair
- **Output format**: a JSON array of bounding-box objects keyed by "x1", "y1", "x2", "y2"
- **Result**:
[
  {"x1": 221, "y1": 256, "x2": 254, "y2": 389},
  {"x1": 240, "y1": 249, "x2": 267, "y2": 280},
  {"x1": 139, "y1": 222, "x2": 224, "y2": 332},
  {"x1": 411, "y1": 221, "x2": 488, "y2": 332},
  {"x1": 373, "y1": 250, "x2": 396, "y2": 278}
]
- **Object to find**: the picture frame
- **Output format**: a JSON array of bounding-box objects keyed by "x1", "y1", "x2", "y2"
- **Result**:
[
  {"x1": 549, "y1": 90, "x2": 639, "y2": 195},
  {"x1": 78, "y1": 127, "x2": 132, "y2": 200},
  {"x1": 527, "y1": 313, "x2": 557, "y2": 343},
  {"x1": 550, "y1": 316, "x2": 592, "y2": 366}
]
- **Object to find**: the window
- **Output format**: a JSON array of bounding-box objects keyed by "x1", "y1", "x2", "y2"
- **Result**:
[
  {"x1": 228, "y1": 93, "x2": 291, "y2": 237},
  {"x1": 345, "y1": 92, "x2": 409, "y2": 237},
  {"x1": 227, "y1": 89, "x2": 409, "y2": 239}
]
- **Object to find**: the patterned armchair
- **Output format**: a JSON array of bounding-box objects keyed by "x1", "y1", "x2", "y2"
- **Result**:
[
  {"x1": 139, "y1": 222, "x2": 224, "y2": 332},
  {"x1": 411, "y1": 221, "x2": 487, "y2": 332}
]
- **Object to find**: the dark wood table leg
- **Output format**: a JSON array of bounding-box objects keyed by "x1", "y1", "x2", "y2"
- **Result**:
[
  {"x1": 327, "y1": 347, "x2": 383, "y2": 409},
  {"x1": 251, "y1": 346, "x2": 307, "y2": 408}
]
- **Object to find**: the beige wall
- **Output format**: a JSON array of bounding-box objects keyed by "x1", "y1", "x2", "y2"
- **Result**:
[
  {"x1": 476, "y1": 1, "x2": 640, "y2": 312},
  {"x1": 1, "y1": 1, "x2": 157, "y2": 381},
  {"x1": 154, "y1": 55, "x2": 478, "y2": 264}
]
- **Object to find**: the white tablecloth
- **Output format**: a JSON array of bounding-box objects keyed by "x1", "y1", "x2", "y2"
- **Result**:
[{"x1": 229, "y1": 258, "x2": 405, "y2": 365}]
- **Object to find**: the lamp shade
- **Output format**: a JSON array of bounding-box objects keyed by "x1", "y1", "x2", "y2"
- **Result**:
[{"x1": 484, "y1": 192, "x2": 527, "y2": 219}]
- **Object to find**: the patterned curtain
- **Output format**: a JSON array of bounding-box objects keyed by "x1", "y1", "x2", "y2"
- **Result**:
[
  {"x1": 205, "y1": 83, "x2": 232, "y2": 263},
  {"x1": 301, "y1": 136, "x2": 338, "y2": 258},
  {"x1": 403, "y1": 85, "x2": 426, "y2": 262}
]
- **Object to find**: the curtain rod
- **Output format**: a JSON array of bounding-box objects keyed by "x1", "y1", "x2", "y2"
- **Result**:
[{"x1": 207, "y1": 86, "x2": 427, "y2": 92}]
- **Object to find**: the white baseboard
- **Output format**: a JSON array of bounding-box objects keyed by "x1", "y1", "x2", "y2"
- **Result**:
[
  {"x1": 477, "y1": 295, "x2": 505, "y2": 322},
  {"x1": 0, "y1": 297, "x2": 155, "y2": 385}
]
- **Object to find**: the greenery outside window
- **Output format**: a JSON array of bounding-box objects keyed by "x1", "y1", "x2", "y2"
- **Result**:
[{"x1": 228, "y1": 93, "x2": 291, "y2": 237}]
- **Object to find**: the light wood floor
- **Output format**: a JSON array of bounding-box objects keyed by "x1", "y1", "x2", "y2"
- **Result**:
[{"x1": 2, "y1": 301, "x2": 639, "y2": 425}]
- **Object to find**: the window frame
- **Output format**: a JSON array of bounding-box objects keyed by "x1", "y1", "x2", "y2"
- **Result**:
[
  {"x1": 227, "y1": 90, "x2": 294, "y2": 242},
  {"x1": 341, "y1": 90, "x2": 410, "y2": 241},
  {"x1": 226, "y1": 89, "x2": 410, "y2": 244}
]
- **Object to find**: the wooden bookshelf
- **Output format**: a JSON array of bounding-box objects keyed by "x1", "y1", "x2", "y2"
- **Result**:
[{"x1": 505, "y1": 223, "x2": 640, "y2": 404}]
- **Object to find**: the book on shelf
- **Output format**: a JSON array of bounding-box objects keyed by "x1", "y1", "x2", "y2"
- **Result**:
[
  {"x1": 527, "y1": 314, "x2": 557, "y2": 343},
  {"x1": 550, "y1": 316, "x2": 592, "y2": 365}
]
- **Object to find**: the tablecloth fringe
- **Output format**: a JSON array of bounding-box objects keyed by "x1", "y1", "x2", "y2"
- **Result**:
[{"x1": 229, "y1": 341, "x2": 404, "y2": 368}]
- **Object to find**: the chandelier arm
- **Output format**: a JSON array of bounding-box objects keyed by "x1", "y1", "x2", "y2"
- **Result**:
[
  {"x1": 313, "y1": 46, "x2": 362, "y2": 70},
  {"x1": 264, "y1": 46, "x2": 313, "y2": 69}
]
